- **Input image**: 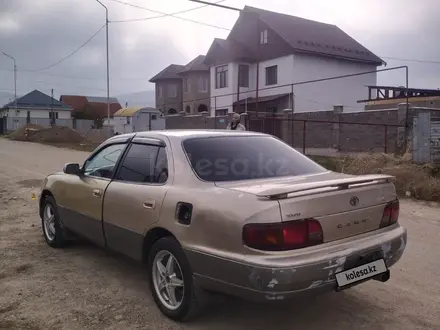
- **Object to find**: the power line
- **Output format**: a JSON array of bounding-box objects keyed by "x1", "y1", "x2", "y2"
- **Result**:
[
  {"x1": 22, "y1": 24, "x2": 106, "y2": 72},
  {"x1": 107, "y1": 0, "x2": 231, "y2": 30},
  {"x1": 0, "y1": 67, "x2": 153, "y2": 82},
  {"x1": 188, "y1": 0, "x2": 241, "y2": 11},
  {"x1": 111, "y1": 0, "x2": 225, "y2": 23},
  {"x1": 381, "y1": 56, "x2": 440, "y2": 65}
]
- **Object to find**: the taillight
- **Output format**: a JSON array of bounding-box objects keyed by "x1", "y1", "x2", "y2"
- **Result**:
[
  {"x1": 242, "y1": 219, "x2": 323, "y2": 251},
  {"x1": 380, "y1": 199, "x2": 399, "y2": 228}
]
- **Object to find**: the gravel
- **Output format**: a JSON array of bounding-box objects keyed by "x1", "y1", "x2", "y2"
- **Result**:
[{"x1": 0, "y1": 138, "x2": 439, "y2": 330}]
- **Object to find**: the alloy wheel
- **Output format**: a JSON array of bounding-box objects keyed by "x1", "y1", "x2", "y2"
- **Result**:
[{"x1": 152, "y1": 250, "x2": 185, "y2": 310}]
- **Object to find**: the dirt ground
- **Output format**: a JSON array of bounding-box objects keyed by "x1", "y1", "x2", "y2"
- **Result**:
[{"x1": 0, "y1": 138, "x2": 439, "y2": 330}]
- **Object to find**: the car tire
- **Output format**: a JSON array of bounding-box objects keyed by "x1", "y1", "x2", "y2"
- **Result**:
[
  {"x1": 148, "y1": 237, "x2": 203, "y2": 321},
  {"x1": 41, "y1": 196, "x2": 68, "y2": 248}
]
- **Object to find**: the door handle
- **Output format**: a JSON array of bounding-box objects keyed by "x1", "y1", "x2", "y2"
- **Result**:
[
  {"x1": 143, "y1": 200, "x2": 156, "y2": 209},
  {"x1": 93, "y1": 189, "x2": 102, "y2": 198}
]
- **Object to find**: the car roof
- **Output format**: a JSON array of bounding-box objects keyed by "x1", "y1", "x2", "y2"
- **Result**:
[{"x1": 135, "y1": 129, "x2": 267, "y2": 139}]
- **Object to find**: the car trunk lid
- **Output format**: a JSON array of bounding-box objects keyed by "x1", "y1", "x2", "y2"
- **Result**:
[{"x1": 215, "y1": 172, "x2": 397, "y2": 242}]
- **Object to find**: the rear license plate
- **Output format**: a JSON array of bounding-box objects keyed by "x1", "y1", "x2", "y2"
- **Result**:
[{"x1": 335, "y1": 259, "x2": 387, "y2": 288}]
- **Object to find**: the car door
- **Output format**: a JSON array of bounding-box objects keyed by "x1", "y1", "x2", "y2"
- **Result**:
[
  {"x1": 102, "y1": 137, "x2": 170, "y2": 261},
  {"x1": 59, "y1": 142, "x2": 128, "y2": 246}
]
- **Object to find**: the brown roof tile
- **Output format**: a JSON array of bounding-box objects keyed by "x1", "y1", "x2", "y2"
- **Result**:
[
  {"x1": 60, "y1": 95, "x2": 122, "y2": 117},
  {"x1": 243, "y1": 6, "x2": 383, "y2": 64}
]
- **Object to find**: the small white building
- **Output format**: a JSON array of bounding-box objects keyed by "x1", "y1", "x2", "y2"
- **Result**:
[
  {"x1": 113, "y1": 106, "x2": 165, "y2": 135},
  {"x1": 0, "y1": 89, "x2": 73, "y2": 133}
]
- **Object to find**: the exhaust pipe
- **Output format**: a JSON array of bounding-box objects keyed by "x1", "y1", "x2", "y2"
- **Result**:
[{"x1": 373, "y1": 270, "x2": 390, "y2": 283}]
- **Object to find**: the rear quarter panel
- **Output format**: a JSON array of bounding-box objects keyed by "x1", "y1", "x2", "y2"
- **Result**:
[{"x1": 155, "y1": 185, "x2": 281, "y2": 261}]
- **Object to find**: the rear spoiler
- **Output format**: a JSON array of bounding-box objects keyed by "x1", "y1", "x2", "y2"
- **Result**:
[{"x1": 256, "y1": 174, "x2": 395, "y2": 199}]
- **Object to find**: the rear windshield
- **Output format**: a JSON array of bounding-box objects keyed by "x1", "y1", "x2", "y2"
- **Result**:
[{"x1": 182, "y1": 136, "x2": 326, "y2": 182}]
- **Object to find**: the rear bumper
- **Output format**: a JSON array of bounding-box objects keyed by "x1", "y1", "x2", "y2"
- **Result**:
[{"x1": 186, "y1": 225, "x2": 407, "y2": 302}]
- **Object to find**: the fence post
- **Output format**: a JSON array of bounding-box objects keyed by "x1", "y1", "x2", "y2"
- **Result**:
[
  {"x1": 214, "y1": 96, "x2": 217, "y2": 129},
  {"x1": 302, "y1": 120, "x2": 306, "y2": 154},
  {"x1": 397, "y1": 102, "x2": 411, "y2": 154},
  {"x1": 282, "y1": 109, "x2": 292, "y2": 146},
  {"x1": 332, "y1": 105, "x2": 343, "y2": 151},
  {"x1": 241, "y1": 112, "x2": 249, "y2": 131}
]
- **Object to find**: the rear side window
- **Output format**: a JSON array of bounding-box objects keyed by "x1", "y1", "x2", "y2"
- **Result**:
[
  {"x1": 116, "y1": 143, "x2": 168, "y2": 183},
  {"x1": 182, "y1": 136, "x2": 326, "y2": 182}
]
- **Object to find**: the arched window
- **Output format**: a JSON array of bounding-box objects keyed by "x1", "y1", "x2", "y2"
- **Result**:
[{"x1": 198, "y1": 104, "x2": 208, "y2": 112}]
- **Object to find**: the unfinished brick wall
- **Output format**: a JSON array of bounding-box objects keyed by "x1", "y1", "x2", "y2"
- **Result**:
[
  {"x1": 166, "y1": 112, "x2": 229, "y2": 130},
  {"x1": 164, "y1": 105, "x2": 440, "y2": 154}
]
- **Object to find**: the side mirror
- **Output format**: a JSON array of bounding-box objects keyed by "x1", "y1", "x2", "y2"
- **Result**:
[{"x1": 63, "y1": 163, "x2": 81, "y2": 175}]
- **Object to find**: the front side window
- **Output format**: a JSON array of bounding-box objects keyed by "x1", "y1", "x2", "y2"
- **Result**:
[
  {"x1": 116, "y1": 143, "x2": 168, "y2": 184},
  {"x1": 83, "y1": 143, "x2": 127, "y2": 179},
  {"x1": 265, "y1": 65, "x2": 278, "y2": 85},
  {"x1": 215, "y1": 65, "x2": 228, "y2": 89},
  {"x1": 183, "y1": 136, "x2": 325, "y2": 182}
]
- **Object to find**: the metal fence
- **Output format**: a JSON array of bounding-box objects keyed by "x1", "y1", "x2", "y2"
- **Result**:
[{"x1": 244, "y1": 115, "x2": 404, "y2": 155}]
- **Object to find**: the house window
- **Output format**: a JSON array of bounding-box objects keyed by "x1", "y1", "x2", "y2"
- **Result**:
[
  {"x1": 183, "y1": 77, "x2": 190, "y2": 93},
  {"x1": 215, "y1": 65, "x2": 228, "y2": 89},
  {"x1": 151, "y1": 114, "x2": 157, "y2": 120},
  {"x1": 265, "y1": 65, "x2": 278, "y2": 85},
  {"x1": 49, "y1": 112, "x2": 59, "y2": 120},
  {"x1": 260, "y1": 29, "x2": 268, "y2": 44},
  {"x1": 126, "y1": 117, "x2": 131, "y2": 124},
  {"x1": 168, "y1": 84, "x2": 177, "y2": 97},
  {"x1": 238, "y1": 64, "x2": 249, "y2": 88},
  {"x1": 215, "y1": 109, "x2": 228, "y2": 116},
  {"x1": 198, "y1": 77, "x2": 208, "y2": 92}
]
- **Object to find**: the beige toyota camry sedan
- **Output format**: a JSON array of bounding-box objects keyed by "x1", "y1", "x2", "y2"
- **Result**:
[{"x1": 39, "y1": 130, "x2": 407, "y2": 321}]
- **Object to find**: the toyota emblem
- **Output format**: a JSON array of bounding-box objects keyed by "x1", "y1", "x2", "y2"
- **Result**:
[{"x1": 350, "y1": 196, "x2": 359, "y2": 206}]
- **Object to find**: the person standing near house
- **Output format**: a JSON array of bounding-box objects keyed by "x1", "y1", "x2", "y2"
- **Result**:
[{"x1": 226, "y1": 113, "x2": 246, "y2": 131}]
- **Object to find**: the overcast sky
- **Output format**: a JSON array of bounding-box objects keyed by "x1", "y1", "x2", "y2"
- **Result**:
[{"x1": 1, "y1": 0, "x2": 439, "y2": 100}]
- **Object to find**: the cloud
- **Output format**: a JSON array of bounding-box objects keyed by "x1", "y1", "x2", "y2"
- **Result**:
[{"x1": 0, "y1": 0, "x2": 439, "y2": 102}]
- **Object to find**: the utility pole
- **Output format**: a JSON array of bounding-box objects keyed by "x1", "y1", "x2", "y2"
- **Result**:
[
  {"x1": 2, "y1": 52, "x2": 17, "y2": 114},
  {"x1": 189, "y1": 0, "x2": 242, "y2": 115},
  {"x1": 95, "y1": 0, "x2": 111, "y2": 130},
  {"x1": 51, "y1": 88, "x2": 54, "y2": 126}
]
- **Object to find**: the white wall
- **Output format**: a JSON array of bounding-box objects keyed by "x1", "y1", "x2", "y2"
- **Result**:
[
  {"x1": 1, "y1": 108, "x2": 72, "y2": 119},
  {"x1": 209, "y1": 54, "x2": 377, "y2": 114},
  {"x1": 292, "y1": 54, "x2": 377, "y2": 113},
  {"x1": 113, "y1": 117, "x2": 132, "y2": 134},
  {"x1": 113, "y1": 111, "x2": 165, "y2": 134},
  {"x1": 134, "y1": 111, "x2": 165, "y2": 131},
  {"x1": 257, "y1": 55, "x2": 294, "y2": 99},
  {"x1": 210, "y1": 62, "x2": 237, "y2": 115}
]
